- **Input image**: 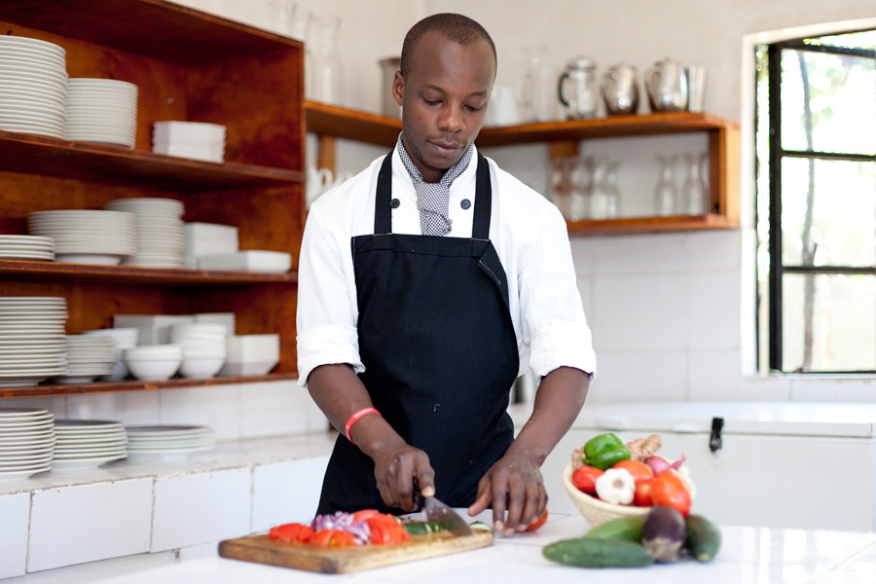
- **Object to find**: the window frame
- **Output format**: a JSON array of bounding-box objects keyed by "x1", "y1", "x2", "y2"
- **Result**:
[{"x1": 763, "y1": 32, "x2": 876, "y2": 373}]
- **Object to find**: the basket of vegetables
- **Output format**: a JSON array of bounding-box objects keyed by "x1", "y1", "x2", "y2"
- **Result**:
[{"x1": 563, "y1": 432, "x2": 694, "y2": 528}]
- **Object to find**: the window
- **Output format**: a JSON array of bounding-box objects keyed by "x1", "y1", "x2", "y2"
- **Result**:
[{"x1": 756, "y1": 30, "x2": 876, "y2": 373}]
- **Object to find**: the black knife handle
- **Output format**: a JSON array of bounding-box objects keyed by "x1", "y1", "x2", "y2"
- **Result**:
[{"x1": 412, "y1": 480, "x2": 425, "y2": 511}]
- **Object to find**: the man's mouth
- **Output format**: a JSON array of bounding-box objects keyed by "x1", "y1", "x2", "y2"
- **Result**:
[{"x1": 429, "y1": 141, "x2": 464, "y2": 155}]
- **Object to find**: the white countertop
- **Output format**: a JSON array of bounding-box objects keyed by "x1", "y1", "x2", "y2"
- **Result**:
[{"x1": 61, "y1": 511, "x2": 876, "y2": 584}]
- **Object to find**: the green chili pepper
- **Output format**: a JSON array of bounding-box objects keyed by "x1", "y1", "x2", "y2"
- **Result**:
[{"x1": 582, "y1": 432, "x2": 631, "y2": 470}]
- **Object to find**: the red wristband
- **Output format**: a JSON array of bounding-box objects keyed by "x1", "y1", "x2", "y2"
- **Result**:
[{"x1": 344, "y1": 407, "x2": 381, "y2": 444}]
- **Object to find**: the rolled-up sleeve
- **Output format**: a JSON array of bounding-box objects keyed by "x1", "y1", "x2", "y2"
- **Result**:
[
  {"x1": 296, "y1": 203, "x2": 364, "y2": 387},
  {"x1": 518, "y1": 206, "x2": 596, "y2": 379}
]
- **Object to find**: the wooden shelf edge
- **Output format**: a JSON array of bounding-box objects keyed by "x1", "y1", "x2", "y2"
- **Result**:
[
  {"x1": 0, "y1": 373, "x2": 298, "y2": 399},
  {"x1": 305, "y1": 101, "x2": 402, "y2": 148},
  {"x1": 303, "y1": 103, "x2": 739, "y2": 149},
  {"x1": 567, "y1": 214, "x2": 739, "y2": 236},
  {"x1": 0, "y1": 260, "x2": 298, "y2": 286},
  {"x1": 0, "y1": 130, "x2": 302, "y2": 190}
]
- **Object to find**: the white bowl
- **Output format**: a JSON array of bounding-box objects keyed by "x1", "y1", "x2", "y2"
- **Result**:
[
  {"x1": 179, "y1": 357, "x2": 225, "y2": 379},
  {"x1": 124, "y1": 357, "x2": 181, "y2": 381}
]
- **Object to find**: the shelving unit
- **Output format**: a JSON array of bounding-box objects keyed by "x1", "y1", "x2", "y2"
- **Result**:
[
  {"x1": 304, "y1": 101, "x2": 740, "y2": 235},
  {"x1": 0, "y1": 0, "x2": 305, "y2": 396}
]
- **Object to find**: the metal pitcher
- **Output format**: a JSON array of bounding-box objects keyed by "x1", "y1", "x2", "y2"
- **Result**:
[
  {"x1": 557, "y1": 56, "x2": 597, "y2": 120},
  {"x1": 601, "y1": 63, "x2": 639, "y2": 116},
  {"x1": 645, "y1": 58, "x2": 688, "y2": 113}
]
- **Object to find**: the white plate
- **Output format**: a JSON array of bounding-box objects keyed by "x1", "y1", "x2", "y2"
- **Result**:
[
  {"x1": 50, "y1": 455, "x2": 125, "y2": 471},
  {"x1": 0, "y1": 124, "x2": 63, "y2": 137},
  {"x1": 125, "y1": 446, "x2": 212, "y2": 461},
  {"x1": 125, "y1": 425, "x2": 211, "y2": 437},
  {"x1": 0, "y1": 411, "x2": 53, "y2": 422},
  {"x1": 53, "y1": 445, "x2": 127, "y2": 456},
  {"x1": 0, "y1": 297, "x2": 66, "y2": 304},
  {"x1": 0, "y1": 51, "x2": 66, "y2": 68},
  {"x1": 0, "y1": 465, "x2": 51, "y2": 480},
  {"x1": 0, "y1": 82, "x2": 66, "y2": 100},
  {"x1": 0, "y1": 453, "x2": 54, "y2": 467},
  {"x1": 0, "y1": 450, "x2": 53, "y2": 462},
  {"x1": 53, "y1": 254, "x2": 126, "y2": 265},
  {"x1": 0, "y1": 36, "x2": 65, "y2": 54}
]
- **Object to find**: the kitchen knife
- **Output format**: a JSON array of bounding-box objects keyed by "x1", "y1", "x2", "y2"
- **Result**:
[{"x1": 413, "y1": 486, "x2": 473, "y2": 537}]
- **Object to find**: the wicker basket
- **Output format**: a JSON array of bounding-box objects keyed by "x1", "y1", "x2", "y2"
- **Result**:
[{"x1": 562, "y1": 462, "x2": 649, "y2": 528}]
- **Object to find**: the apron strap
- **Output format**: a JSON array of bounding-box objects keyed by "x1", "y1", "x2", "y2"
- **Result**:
[{"x1": 373, "y1": 149, "x2": 492, "y2": 238}]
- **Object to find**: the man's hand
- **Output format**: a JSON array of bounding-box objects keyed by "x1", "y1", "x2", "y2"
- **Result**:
[
  {"x1": 371, "y1": 441, "x2": 436, "y2": 512},
  {"x1": 467, "y1": 451, "x2": 547, "y2": 537}
]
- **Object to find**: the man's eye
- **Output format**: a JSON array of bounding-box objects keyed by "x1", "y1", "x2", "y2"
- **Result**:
[
  {"x1": 424, "y1": 99, "x2": 441, "y2": 106},
  {"x1": 465, "y1": 104, "x2": 484, "y2": 112}
]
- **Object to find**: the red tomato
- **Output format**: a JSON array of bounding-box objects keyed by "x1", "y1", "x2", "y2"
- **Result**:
[
  {"x1": 526, "y1": 509, "x2": 549, "y2": 532},
  {"x1": 651, "y1": 471, "x2": 692, "y2": 516},
  {"x1": 269, "y1": 522, "x2": 313, "y2": 543},
  {"x1": 353, "y1": 509, "x2": 381, "y2": 522},
  {"x1": 365, "y1": 515, "x2": 410, "y2": 545},
  {"x1": 634, "y1": 479, "x2": 653, "y2": 507},
  {"x1": 612, "y1": 460, "x2": 654, "y2": 485},
  {"x1": 310, "y1": 529, "x2": 335, "y2": 546},
  {"x1": 572, "y1": 465, "x2": 603, "y2": 495}
]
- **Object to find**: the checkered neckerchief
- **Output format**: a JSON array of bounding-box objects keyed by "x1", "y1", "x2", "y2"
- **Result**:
[{"x1": 396, "y1": 132, "x2": 474, "y2": 236}]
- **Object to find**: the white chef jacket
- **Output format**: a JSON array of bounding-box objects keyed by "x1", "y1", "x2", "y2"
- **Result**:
[{"x1": 296, "y1": 146, "x2": 596, "y2": 387}]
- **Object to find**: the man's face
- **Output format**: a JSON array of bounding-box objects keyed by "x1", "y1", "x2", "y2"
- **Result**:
[{"x1": 393, "y1": 31, "x2": 495, "y2": 183}]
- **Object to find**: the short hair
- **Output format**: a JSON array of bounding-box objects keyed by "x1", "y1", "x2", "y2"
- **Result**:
[{"x1": 400, "y1": 13, "x2": 497, "y2": 78}]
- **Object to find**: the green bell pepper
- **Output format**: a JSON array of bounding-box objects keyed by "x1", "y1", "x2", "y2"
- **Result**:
[{"x1": 582, "y1": 432, "x2": 631, "y2": 470}]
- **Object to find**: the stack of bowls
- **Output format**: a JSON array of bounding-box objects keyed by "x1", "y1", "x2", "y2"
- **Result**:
[
  {"x1": 59, "y1": 335, "x2": 117, "y2": 384},
  {"x1": 125, "y1": 425, "x2": 215, "y2": 461},
  {"x1": 0, "y1": 297, "x2": 68, "y2": 388},
  {"x1": 105, "y1": 198, "x2": 185, "y2": 268},
  {"x1": 170, "y1": 323, "x2": 227, "y2": 379},
  {"x1": 123, "y1": 344, "x2": 182, "y2": 381},
  {"x1": 81, "y1": 328, "x2": 139, "y2": 380},
  {"x1": 0, "y1": 36, "x2": 67, "y2": 139},
  {"x1": 65, "y1": 78, "x2": 138, "y2": 148},
  {"x1": 0, "y1": 235, "x2": 55, "y2": 261},
  {"x1": 28, "y1": 210, "x2": 136, "y2": 265},
  {"x1": 0, "y1": 408, "x2": 55, "y2": 480},
  {"x1": 221, "y1": 334, "x2": 280, "y2": 377},
  {"x1": 52, "y1": 420, "x2": 127, "y2": 470}
]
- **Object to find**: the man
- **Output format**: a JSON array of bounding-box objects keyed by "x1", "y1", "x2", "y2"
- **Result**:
[{"x1": 297, "y1": 13, "x2": 595, "y2": 537}]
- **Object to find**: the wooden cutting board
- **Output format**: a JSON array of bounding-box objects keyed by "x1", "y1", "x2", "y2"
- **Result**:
[{"x1": 218, "y1": 529, "x2": 494, "y2": 574}]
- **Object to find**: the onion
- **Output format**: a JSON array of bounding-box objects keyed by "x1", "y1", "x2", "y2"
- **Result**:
[
  {"x1": 670, "y1": 454, "x2": 687, "y2": 471},
  {"x1": 310, "y1": 511, "x2": 371, "y2": 544},
  {"x1": 645, "y1": 456, "x2": 671, "y2": 474}
]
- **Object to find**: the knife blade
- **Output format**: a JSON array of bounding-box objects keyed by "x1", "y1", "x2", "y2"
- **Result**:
[{"x1": 422, "y1": 495, "x2": 474, "y2": 537}]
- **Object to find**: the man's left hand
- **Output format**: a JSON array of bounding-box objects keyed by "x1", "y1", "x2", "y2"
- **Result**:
[{"x1": 467, "y1": 452, "x2": 547, "y2": 537}]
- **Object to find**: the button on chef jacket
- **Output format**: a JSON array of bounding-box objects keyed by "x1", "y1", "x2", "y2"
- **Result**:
[{"x1": 297, "y1": 146, "x2": 596, "y2": 387}]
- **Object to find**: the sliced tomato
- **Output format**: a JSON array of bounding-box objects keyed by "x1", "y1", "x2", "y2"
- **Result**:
[
  {"x1": 330, "y1": 530, "x2": 356, "y2": 547},
  {"x1": 651, "y1": 471, "x2": 691, "y2": 516},
  {"x1": 525, "y1": 509, "x2": 549, "y2": 532},
  {"x1": 366, "y1": 514, "x2": 410, "y2": 545},
  {"x1": 269, "y1": 522, "x2": 313, "y2": 543},
  {"x1": 353, "y1": 509, "x2": 381, "y2": 522},
  {"x1": 572, "y1": 465, "x2": 603, "y2": 495},
  {"x1": 612, "y1": 460, "x2": 654, "y2": 485},
  {"x1": 310, "y1": 529, "x2": 335, "y2": 546}
]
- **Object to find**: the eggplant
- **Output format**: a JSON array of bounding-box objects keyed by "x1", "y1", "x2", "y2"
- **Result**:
[{"x1": 641, "y1": 506, "x2": 687, "y2": 563}]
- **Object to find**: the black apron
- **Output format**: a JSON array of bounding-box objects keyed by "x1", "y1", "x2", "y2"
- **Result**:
[{"x1": 316, "y1": 151, "x2": 520, "y2": 515}]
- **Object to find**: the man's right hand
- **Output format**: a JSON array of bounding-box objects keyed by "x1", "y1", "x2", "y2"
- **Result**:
[{"x1": 371, "y1": 441, "x2": 435, "y2": 512}]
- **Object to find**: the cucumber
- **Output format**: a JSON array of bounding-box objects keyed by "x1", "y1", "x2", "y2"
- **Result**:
[
  {"x1": 402, "y1": 521, "x2": 445, "y2": 535},
  {"x1": 684, "y1": 514, "x2": 721, "y2": 562},
  {"x1": 543, "y1": 538, "x2": 654, "y2": 568},
  {"x1": 585, "y1": 516, "x2": 645, "y2": 543}
]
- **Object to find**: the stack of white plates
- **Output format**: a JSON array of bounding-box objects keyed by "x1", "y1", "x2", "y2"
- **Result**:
[
  {"x1": 170, "y1": 323, "x2": 227, "y2": 379},
  {"x1": 59, "y1": 335, "x2": 117, "y2": 384},
  {"x1": 66, "y1": 78, "x2": 138, "y2": 148},
  {"x1": 105, "y1": 198, "x2": 185, "y2": 268},
  {"x1": 125, "y1": 425, "x2": 215, "y2": 461},
  {"x1": 197, "y1": 250, "x2": 291, "y2": 273},
  {"x1": 0, "y1": 36, "x2": 67, "y2": 139},
  {"x1": 81, "y1": 328, "x2": 139, "y2": 380},
  {"x1": 52, "y1": 420, "x2": 127, "y2": 470},
  {"x1": 183, "y1": 223, "x2": 238, "y2": 269},
  {"x1": 220, "y1": 334, "x2": 280, "y2": 377},
  {"x1": 193, "y1": 312, "x2": 236, "y2": 333},
  {"x1": 152, "y1": 121, "x2": 226, "y2": 163},
  {"x1": 114, "y1": 314, "x2": 194, "y2": 345},
  {"x1": 0, "y1": 297, "x2": 68, "y2": 388},
  {"x1": 123, "y1": 344, "x2": 182, "y2": 381},
  {"x1": 0, "y1": 235, "x2": 55, "y2": 261},
  {"x1": 27, "y1": 210, "x2": 136, "y2": 265},
  {"x1": 0, "y1": 408, "x2": 55, "y2": 480}
]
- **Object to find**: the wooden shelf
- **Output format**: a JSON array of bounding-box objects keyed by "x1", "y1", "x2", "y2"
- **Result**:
[
  {"x1": 0, "y1": 373, "x2": 297, "y2": 399},
  {"x1": 566, "y1": 213, "x2": 738, "y2": 235},
  {"x1": 0, "y1": 131, "x2": 301, "y2": 192},
  {"x1": 304, "y1": 102, "x2": 737, "y2": 148},
  {"x1": 305, "y1": 101, "x2": 402, "y2": 147},
  {"x1": 0, "y1": 260, "x2": 297, "y2": 286}
]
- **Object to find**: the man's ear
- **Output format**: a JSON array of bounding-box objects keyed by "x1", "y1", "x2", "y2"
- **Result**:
[{"x1": 392, "y1": 69, "x2": 405, "y2": 107}]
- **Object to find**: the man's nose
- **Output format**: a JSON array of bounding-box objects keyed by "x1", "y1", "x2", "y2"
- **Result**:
[{"x1": 437, "y1": 103, "x2": 464, "y2": 133}]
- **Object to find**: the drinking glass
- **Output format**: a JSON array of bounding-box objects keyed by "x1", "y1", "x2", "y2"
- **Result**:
[
  {"x1": 653, "y1": 155, "x2": 679, "y2": 216},
  {"x1": 681, "y1": 152, "x2": 707, "y2": 215},
  {"x1": 310, "y1": 16, "x2": 343, "y2": 104},
  {"x1": 605, "y1": 161, "x2": 621, "y2": 218}
]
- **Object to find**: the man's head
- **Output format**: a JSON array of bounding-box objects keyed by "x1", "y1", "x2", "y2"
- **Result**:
[{"x1": 393, "y1": 13, "x2": 497, "y2": 183}]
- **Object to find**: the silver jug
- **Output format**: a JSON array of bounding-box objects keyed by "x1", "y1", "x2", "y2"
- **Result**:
[
  {"x1": 557, "y1": 56, "x2": 597, "y2": 120},
  {"x1": 645, "y1": 58, "x2": 688, "y2": 113},
  {"x1": 601, "y1": 64, "x2": 639, "y2": 116}
]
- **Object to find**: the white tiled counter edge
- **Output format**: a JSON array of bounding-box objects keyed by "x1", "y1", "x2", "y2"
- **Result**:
[{"x1": 0, "y1": 434, "x2": 337, "y2": 579}]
